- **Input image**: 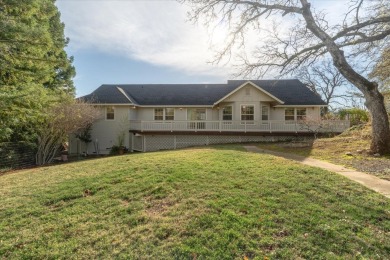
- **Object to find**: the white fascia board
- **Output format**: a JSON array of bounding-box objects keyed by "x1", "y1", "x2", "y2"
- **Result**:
[
  {"x1": 273, "y1": 105, "x2": 327, "y2": 107},
  {"x1": 91, "y1": 104, "x2": 213, "y2": 108},
  {"x1": 91, "y1": 103, "x2": 134, "y2": 106},
  {"x1": 137, "y1": 105, "x2": 214, "y2": 108},
  {"x1": 213, "y1": 81, "x2": 284, "y2": 106}
]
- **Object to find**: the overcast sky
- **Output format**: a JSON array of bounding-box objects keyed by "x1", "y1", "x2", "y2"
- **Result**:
[{"x1": 56, "y1": 0, "x2": 348, "y2": 97}]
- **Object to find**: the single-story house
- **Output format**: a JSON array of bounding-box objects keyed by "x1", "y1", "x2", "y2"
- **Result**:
[{"x1": 70, "y1": 80, "x2": 349, "y2": 154}]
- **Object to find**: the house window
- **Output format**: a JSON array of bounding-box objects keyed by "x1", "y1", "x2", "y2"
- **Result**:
[
  {"x1": 284, "y1": 108, "x2": 307, "y2": 121},
  {"x1": 188, "y1": 108, "x2": 206, "y2": 120},
  {"x1": 241, "y1": 105, "x2": 254, "y2": 121},
  {"x1": 154, "y1": 108, "x2": 164, "y2": 120},
  {"x1": 165, "y1": 108, "x2": 174, "y2": 120},
  {"x1": 187, "y1": 108, "x2": 206, "y2": 129},
  {"x1": 222, "y1": 106, "x2": 232, "y2": 120},
  {"x1": 154, "y1": 108, "x2": 174, "y2": 120},
  {"x1": 106, "y1": 106, "x2": 115, "y2": 120},
  {"x1": 262, "y1": 106, "x2": 269, "y2": 121},
  {"x1": 285, "y1": 108, "x2": 295, "y2": 121},
  {"x1": 297, "y1": 108, "x2": 306, "y2": 121}
]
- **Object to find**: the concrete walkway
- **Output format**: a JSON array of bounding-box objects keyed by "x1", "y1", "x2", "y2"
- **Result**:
[{"x1": 244, "y1": 146, "x2": 390, "y2": 198}]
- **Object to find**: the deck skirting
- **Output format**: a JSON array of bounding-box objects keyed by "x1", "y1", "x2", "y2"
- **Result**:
[{"x1": 131, "y1": 133, "x2": 313, "y2": 152}]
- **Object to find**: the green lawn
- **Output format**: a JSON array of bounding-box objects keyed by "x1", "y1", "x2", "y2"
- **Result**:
[{"x1": 1, "y1": 147, "x2": 389, "y2": 259}]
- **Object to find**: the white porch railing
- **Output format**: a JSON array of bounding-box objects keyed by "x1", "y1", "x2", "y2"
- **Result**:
[{"x1": 129, "y1": 120, "x2": 350, "y2": 133}]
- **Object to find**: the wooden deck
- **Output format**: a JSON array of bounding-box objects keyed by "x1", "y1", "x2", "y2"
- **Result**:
[{"x1": 129, "y1": 120, "x2": 350, "y2": 134}]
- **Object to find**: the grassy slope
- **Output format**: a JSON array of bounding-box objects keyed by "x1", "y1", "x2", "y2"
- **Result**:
[
  {"x1": 258, "y1": 124, "x2": 390, "y2": 181},
  {"x1": 0, "y1": 147, "x2": 389, "y2": 259}
]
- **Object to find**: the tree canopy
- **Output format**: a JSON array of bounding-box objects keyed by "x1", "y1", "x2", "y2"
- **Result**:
[{"x1": 0, "y1": 0, "x2": 75, "y2": 142}]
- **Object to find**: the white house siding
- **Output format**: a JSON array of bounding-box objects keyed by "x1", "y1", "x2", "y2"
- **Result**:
[
  {"x1": 129, "y1": 108, "x2": 137, "y2": 120},
  {"x1": 174, "y1": 108, "x2": 187, "y2": 120},
  {"x1": 69, "y1": 105, "x2": 131, "y2": 155},
  {"x1": 211, "y1": 109, "x2": 219, "y2": 120},
  {"x1": 220, "y1": 83, "x2": 277, "y2": 121},
  {"x1": 307, "y1": 107, "x2": 321, "y2": 120},
  {"x1": 270, "y1": 107, "x2": 321, "y2": 121},
  {"x1": 137, "y1": 108, "x2": 154, "y2": 121},
  {"x1": 270, "y1": 108, "x2": 285, "y2": 120}
]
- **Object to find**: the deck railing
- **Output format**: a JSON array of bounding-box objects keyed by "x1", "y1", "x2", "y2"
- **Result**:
[{"x1": 130, "y1": 120, "x2": 350, "y2": 133}]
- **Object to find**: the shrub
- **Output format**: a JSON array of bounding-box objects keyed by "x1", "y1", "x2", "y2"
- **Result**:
[
  {"x1": 109, "y1": 145, "x2": 127, "y2": 155},
  {"x1": 338, "y1": 108, "x2": 369, "y2": 126}
]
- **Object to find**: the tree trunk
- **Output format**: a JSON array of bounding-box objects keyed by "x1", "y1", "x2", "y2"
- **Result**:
[
  {"x1": 300, "y1": 0, "x2": 390, "y2": 154},
  {"x1": 363, "y1": 88, "x2": 390, "y2": 154}
]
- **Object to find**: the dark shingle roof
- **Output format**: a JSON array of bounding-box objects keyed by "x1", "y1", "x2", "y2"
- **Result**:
[
  {"x1": 227, "y1": 80, "x2": 325, "y2": 105},
  {"x1": 80, "y1": 80, "x2": 326, "y2": 106}
]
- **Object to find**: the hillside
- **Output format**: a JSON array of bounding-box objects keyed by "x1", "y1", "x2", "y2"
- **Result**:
[
  {"x1": 258, "y1": 123, "x2": 390, "y2": 181},
  {"x1": 0, "y1": 147, "x2": 389, "y2": 258}
]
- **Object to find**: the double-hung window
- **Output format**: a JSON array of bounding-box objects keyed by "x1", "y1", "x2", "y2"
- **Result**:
[
  {"x1": 154, "y1": 108, "x2": 164, "y2": 120},
  {"x1": 154, "y1": 108, "x2": 174, "y2": 121},
  {"x1": 285, "y1": 108, "x2": 307, "y2": 121},
  {"x1": 261, "y1": 106, "x2": 269, "y2": 121},
  {"x1": 106, "y1": 106, "x2": 115, "y2": 120},
  {"x1": 165, "y1": 108, "x2": 174, "y2": 120},
  {"x1": 285, "y1": 108, "x2": 295, "y2": 121},
  {"x1": 296, "y1": 108, "x2": 306, "y2": 121},
  {"x1": 241, "y1": 105, "x2": 254, "y2": 121},
  {"x1": 222, "y1": 106, "x2": 232, "y2": 121}
]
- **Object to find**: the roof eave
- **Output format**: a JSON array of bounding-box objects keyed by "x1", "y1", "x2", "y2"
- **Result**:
[{"x1": 273, "y1": 104, "x2": 327, "y2": 107}]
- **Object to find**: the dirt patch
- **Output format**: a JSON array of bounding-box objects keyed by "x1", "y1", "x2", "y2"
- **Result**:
[
  {"x1": 349, "y1": 158, "x2": 390, "y2": 180},
  {"x1": 143, "y1": 196, "x2": 179, "y2": 218}
]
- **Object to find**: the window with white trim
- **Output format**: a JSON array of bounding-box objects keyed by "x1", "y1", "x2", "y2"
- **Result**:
[
  {"x1": 261, "y1": 106, "x2": 269, "y2": 121},
  {"x1": 297, "y1": 108, "x2": 306, "y2": 121},
  {"x1": 154, "y1": 108, "x2": 175, "y2": 121},
  {"x1": 285, "y1": 108, "x2": 295, "y2": 121},
  {"x1": 241, "y1": 105, "x2": 254, "y2": 121},
  {"x1": 222, "y1": 106, "x2": 232, "y2": 121},
  {"x1": 154, "y1": 108, "x2": 164, "y2": 120},
  {"x1": 165, "y1": 108, "x2": 174, "y2": 120},
  {"x1": 106, "y1": 106, "x2": 115, "y2": 120},
  {"x1": 284, "y1": 108, "x2": 307, "y2": 121}
]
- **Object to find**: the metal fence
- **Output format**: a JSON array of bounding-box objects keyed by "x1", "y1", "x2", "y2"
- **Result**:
[{"x1": 0, "y1": 142, "x2": 37, "y2": 172}]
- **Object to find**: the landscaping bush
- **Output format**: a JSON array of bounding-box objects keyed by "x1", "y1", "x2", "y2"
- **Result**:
[{"x1": 338, "y1": 108, "x2": 369, "y2": 126}]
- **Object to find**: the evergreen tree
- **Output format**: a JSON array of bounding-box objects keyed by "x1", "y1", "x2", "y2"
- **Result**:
[{"x1": 0, "y1": 0, "x2": 75, "y2": 142}]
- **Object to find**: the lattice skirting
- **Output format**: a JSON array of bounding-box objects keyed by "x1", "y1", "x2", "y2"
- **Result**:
[{"x1": 132, "y1": 134, "x2": 312, "y2": 152}]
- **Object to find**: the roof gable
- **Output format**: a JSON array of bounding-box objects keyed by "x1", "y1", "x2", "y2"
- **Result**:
[{"x1": 214, "y1": 81, "x2": 284, "y2": 105}]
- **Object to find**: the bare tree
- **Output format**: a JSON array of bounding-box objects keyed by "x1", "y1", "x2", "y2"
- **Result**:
[
  {"x1": 370, "y1": 46, "x2": 390, "y2": 90},
  {"x1": 183, "y1": 0, "x2": 390, "y2": 154},
  {"x1": 297, "y1": 59, "x2": 353, "y2": 111},
  {"x1": 36, "y1": 100, "x2": 101, "y2": 165}
]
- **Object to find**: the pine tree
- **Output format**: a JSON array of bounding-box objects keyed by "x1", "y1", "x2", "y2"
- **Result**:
[{"x1": 0, "y1": 0, "x2": 75, "y2": 142}]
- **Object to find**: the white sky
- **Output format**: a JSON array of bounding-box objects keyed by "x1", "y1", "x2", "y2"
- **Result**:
[{"x1": 57, "y1": 0, "x2": 350, "y2": 79}]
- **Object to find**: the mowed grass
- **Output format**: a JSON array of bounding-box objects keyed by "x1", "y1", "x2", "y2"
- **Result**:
[{"x1": 0, "y1": 147, "x2": 389, "y2": 259}]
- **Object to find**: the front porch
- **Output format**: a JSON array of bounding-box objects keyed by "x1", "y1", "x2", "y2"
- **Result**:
[{"x1": 129, "y1": 120, "x2": 350, "y2": 134}]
